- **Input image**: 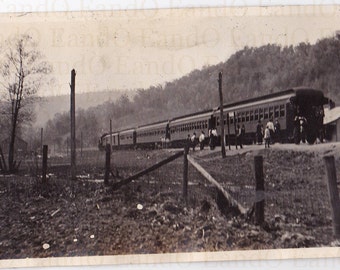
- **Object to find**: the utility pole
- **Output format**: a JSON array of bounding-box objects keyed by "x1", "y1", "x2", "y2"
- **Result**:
[
  {"x1": 40, "y1": 128, "x2": 43, "y2": 155},
  {"x1": 70, "y1": 69, "x2": 76, "y2": 180},
  {"x1": 218, "y1": 72, "x2": 226, "y2": 158},
  {"x1": 110, "y1": 119, "x2": 113, "y2": 148}
]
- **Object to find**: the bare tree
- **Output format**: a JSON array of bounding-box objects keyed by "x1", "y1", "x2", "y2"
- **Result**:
[{"x1": 0, "y1": 34, "x2": 52, "y2": 172}]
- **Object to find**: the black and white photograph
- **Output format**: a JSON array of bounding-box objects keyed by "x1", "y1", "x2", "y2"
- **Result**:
[{"x1": 0, "y1": 1, "x2": 340, "y2": 269}]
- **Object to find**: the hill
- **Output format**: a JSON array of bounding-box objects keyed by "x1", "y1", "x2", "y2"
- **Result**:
[
  {"x1": 36, "y1": 36, "x2": 340, "y2": 149},
  {"x1": 33, "y1": 90, "x2": 135, "y2": 127}
]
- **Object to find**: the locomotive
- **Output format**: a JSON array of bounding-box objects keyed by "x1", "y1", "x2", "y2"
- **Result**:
[{"x1": 99, "y1": 87, "x2": 329, "y2": 150}]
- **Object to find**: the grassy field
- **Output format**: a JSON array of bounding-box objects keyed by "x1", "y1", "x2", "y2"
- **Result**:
[{"x1": 0, "y1": 144, "x2": 339, "y2": 260}]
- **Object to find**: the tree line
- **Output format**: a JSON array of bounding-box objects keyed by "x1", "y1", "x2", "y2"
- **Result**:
[
  {"x1": 44, "y1": 35, "x2": 337, "y2": 151},
  {"x1": 1, "y1": 34, "x2": 340, "y2": 172}
]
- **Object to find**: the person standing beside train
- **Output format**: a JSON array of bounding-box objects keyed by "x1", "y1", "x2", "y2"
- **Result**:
[
  {"x1": 274, "y1": 119, "x2": 281, "y2": 143},
  {"x1": 212, "y1": 128, "x2": 217, "y2": 149},
  {"x1": 191, "y1": 132, "x2": 197, "y2": 151},
  {"x1": 236, "y1": 124, "x2": 243, "y2": 149},
  {"x1": 264, "y1": 125, "x2": 271, "y2": 148},
  {"x1": 266, "y1": 118, "x2": 275, "y2": 142},
  {"x1": 241, "y1": 124, "x2": 245, "y2": 145},
  {"x1": 256, "y1": 120, "x2": 263, "y2": 145},
  {"x1": 199, "y1": 131, "x2": 205, "y2": 150},
  {"x1": 186, "y1": 134, "x2": 191, "y2": 150}
]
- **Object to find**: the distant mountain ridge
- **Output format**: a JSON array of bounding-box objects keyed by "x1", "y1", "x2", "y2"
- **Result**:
[
  {"x1": 33, "y1": 90, "x2": 135, "y2": 127},
  {"x1": 36, "y1": 36, "x2": 340, "y2": 148}
]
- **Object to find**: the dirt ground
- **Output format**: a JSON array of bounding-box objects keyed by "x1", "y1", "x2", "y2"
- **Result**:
[{"x1": 0, "y1": 142, "x2": 340, "y2": 260}]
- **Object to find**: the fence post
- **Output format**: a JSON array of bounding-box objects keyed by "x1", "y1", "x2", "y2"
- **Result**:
[
  {"x1": 324, "y1": 155, "x2": 340, "y2": 239},
  {"x1": 104, "y1": 144, "x2": 111, "y2": 185},
  {"x1": 42, "y1": 145, "x2": 48, "y2": 184},
  {"x1": 70, "y1": 69, "x2": 77, "y2": 180},
  {"x1": 183, "y1": 145, "x2": 189, "y2": 201},
  {"x1": 254, "y1": 155, "x2": 264, "y2": 225}
]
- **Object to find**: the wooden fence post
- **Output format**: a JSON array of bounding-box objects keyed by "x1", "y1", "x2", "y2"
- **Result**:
[
  {"x1": 104, "y1": 144, "x2": 111, "y2": 185},
  {"x1": 70, "y1": 69, "x2": 76, "y2": 180},
  {"x1": 183, "y1": 145, "x2": 189, "y2": 201},
  {"x1": 324, "y1": 155, "x2": 340, "y2": 239},
  {"x1": 42, "y1": 145, "x2": 48, "y2": 184},
  {"x1": 254, "y1": 155, "x2": 264, "y2": 225}
]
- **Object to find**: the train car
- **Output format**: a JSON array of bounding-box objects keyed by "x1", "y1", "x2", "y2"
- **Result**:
[
  {"x1": 136, "y1": 120, "x2": 170, "y2": 148},
  {"x1": 212, "y1": 87, "x2": 328, "y2": 145},
  {"x1": 118, "y1": 128, "x2": 136, "y2": 148},
  {"x1": 99, "y1": 87, "x2": 328, "y2": 150},
  {"x1": 100, "y1": 132, "x2": 120, "y2": 149},
  {"x1": 169, "y1": 109, "x2": 213, "y2": 147}
]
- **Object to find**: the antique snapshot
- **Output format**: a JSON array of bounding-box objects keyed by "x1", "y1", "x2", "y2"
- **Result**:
[{"x1": 0, "y1": 4, "x2": 340, "y2": 268}]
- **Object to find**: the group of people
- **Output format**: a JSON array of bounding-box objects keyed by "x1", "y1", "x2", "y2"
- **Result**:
[
  {"x1": 186, "y1": 117, "x2": 283, "y2": 151},
  {"x1": 256, "y1": 118, "x2": 281, "y2": 148},
  {"x1": 187, "y1": 130, "x2": 206, "y2": 151},
  {"x1": 187, "y1": 129, "x2": 219, "y2": 151}
]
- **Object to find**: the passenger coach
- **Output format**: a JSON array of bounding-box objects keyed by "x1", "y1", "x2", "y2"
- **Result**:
[
  {"x1": 99, "y1": 87, "x2": 329, "y2": 149},
  {"x1": 213, "y1": 87, "x2": 328, "y2": 145}
]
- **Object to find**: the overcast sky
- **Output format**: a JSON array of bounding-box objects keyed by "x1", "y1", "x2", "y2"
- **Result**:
[{"x1": 0, "y1": 4, "x2": 340, "y2": 96}]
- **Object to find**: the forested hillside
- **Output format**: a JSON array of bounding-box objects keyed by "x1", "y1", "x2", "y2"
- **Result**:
[{"x1": 39, "y1": 36, "x2": 340, "y2": 151}]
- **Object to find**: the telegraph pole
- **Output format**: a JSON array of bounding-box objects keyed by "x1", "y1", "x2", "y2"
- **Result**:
[
  {"x1": 70, "y1": 69, "x2": 76, "y2": 180},
  {"x1": 218, "y1": 72, "x2": 226, "y2": 158}
]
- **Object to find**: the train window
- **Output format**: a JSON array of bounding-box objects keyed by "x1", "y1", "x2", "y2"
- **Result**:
[
  {"x1": 246, "y1": 111, "x2": 250, "y2": 122},
  {"x1": 269, "y1": 107, "x2": 273, "y2": 120},
  {"x1": 250, "y1": 111, "x2": 254, "y2": 121},
  {"x1": 230, "y1": 116, "x2": 234, "y2": 124},
  {"x1": 280, "y1": 104, "x2": 285, "y2": 117},
  {"x1": 254, "y1": 109, "x2": 259, "y2": 121},
  {"x1": 264, "y1": 108, "x2": 268, "y2": 119},
  {"x1": 274, "y1": 105, "x2": 279, "y2": 118},
  {"x1": 259, "y1": 108, "x2": 264, "y2": 120},
  {"x1": 234, "y1": 113, "x2": 239, "y2": 123}
]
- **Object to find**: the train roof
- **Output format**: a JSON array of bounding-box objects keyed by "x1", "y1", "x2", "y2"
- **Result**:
[
  {"x1": 170, "y1": 110, "x2": 213, "y2": 124},
  {"x1": 171, "y1": 108, "x2": 214, "y2": 122},
  {"x1": 102, "y1": 131, "x2": 119, "y2": 138},
  {"x1": 119, "y1": 128, "x2": 135, "y2": 134},
  {"x1": 217, "y1": 87, "x2": 326, "y2": 111},
  {"x1": 101, "y1": 87, "x2": 328, "y2": 137},
  {"x1": 137, "y1": 124, "x2": 168, "y2": 132},
  {"x1": 137, "y1": 119, "x2": 169, "y2": 129}
]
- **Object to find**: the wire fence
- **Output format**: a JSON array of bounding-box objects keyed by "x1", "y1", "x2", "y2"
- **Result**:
[{"x1": 12, "y1": 145, "x2": 338, "y2": 237}]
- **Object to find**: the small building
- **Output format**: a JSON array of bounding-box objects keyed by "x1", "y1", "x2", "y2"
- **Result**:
[
  {"x1": 1, "y1": 136, "x2": 28, "y2": 155},
  {"x1": 324, "y1": 106, "x2": 340, "y2": 142}
]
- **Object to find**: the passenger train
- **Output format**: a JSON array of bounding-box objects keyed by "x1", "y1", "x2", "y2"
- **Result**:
[{"x1": 99, "y1": 87, "x2": 329, "y2": 150}]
